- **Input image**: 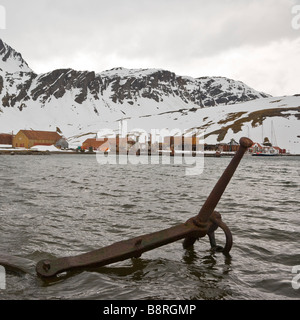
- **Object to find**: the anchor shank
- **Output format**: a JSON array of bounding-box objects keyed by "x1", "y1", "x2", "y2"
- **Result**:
[{"x1": 195, "y1": 137, "x2": 253, "y2": 224}]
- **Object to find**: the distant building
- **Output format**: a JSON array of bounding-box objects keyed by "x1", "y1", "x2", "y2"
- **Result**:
[
  {"x1": 82, "y1": 136, "x2": 137, "y2": 152},
  {"x1": 249, "y1": 142, "x2": 286, "y2": 155},
  {"x1": 0, "y1": 133, "x2": 14, "y2": 145},
  {"x1": 204, "y1": 143, "x2": 218, "y2": 151},
  {"x1": 82, "y1": 138, "x2": 108, "y2": 151},
  {"x1": 273, "y1": 146, "x2": 286, "y2": 154},
  {"x1": 163, "y1": 136, "x2": 200, "y2": 151},
  {"x1": 249, "y1": 142, "x2": 263, "y2": 153},
  {"x1": 12, "y1": 130, "x2": 62, "y2": 149},
  {"x1": 218, "y1": 139, "x2": 240, "y2": 152},
  {"x1": 55, "y1": 138, "x2": 69, "y2": 149}
]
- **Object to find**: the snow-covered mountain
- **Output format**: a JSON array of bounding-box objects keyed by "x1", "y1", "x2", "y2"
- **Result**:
[
  {"x1": 0, "y1": 41, "x2": 269, "y2": 109},
  {"x1": 0, "y1": 39, "x2": 32, "y2": 73},
  {"x1": 0, "y1": 38, "x2": 299, "y2": 153}
]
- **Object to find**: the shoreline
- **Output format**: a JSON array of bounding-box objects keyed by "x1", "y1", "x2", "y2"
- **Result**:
[{"x1": 1, "y1": 149, "x2": 299, "y2": 157}]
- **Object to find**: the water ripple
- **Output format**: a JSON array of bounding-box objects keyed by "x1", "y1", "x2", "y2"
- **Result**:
[{"x1": 0, "y1": 154, "x2": 299, "y2": 299}]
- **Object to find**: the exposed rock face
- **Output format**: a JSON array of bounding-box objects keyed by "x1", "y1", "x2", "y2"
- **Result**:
[
  {"x1": 0, "y1": 39, "x2": 32, "y2": 73},
  {"x1": 30, "y1": 69, "x2": 101, "y2": 104},
  {"x1": 99, "y1": 68, "x2": 270, "y2": 108},
  {"x1": 0, "y1": 39, "x2": 270, "y2": 113}
]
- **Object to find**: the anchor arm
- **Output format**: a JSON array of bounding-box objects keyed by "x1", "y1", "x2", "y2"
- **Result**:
[{"x1": 36, "y1": 220, "x2": 207, "y2": 278}]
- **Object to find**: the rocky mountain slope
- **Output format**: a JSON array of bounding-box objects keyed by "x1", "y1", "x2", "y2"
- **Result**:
[
  {"x1": 0, "y1": 38, "x2": 299, "y2": 153},
  {"x1": 0, "y1": 38, "x2": 269, "y2": 111}
]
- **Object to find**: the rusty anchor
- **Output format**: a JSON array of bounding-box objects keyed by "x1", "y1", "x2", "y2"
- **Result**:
[{"x1": 36, "y1": 137, "x2": 253, "y2": 278}]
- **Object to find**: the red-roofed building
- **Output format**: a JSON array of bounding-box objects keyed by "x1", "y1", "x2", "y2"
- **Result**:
[
  {"x1": 0, "y1": 133, "x2": 14, "y2": 145},
  {"x1": 273, "y1": 146, "x2": 286, "y2": 154},
  {"x1": 82, "y1": 136, "x2": 136, "y2": 152},
  {"x1": 82, "y1": 138, "x2": 109, "y2": 151},
  {"x1": 249, "y1": 142, "x2": 263, "y2": 154},
  {"x1": 12, "y1": 130, "x2": 62, "y2": 149}
]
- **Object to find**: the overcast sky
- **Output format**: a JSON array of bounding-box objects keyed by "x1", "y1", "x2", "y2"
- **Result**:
[{"x1": 0, "y1": 0, "x2": 299, "y2": 96}]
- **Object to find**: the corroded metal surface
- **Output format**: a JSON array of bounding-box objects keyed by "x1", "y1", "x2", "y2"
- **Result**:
[
  {"x1": 36, "y1": 137, "x2": 253, "y2": 278},
  {"x1": 183, "y1": 137, "x2": 252, "y2": 248},
  {"x1": 0, "y1": 253, "x2": 36, "y2": 275},
  {"x1": 197, "y1": 137, "x2": 253, "y2": 223},
  {"x1": 36, "y1": 220, "x2": 204, "y2": 278}
]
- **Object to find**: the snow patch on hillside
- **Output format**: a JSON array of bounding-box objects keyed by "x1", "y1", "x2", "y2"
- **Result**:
[
  {"x1": 1, "y1": 94, "x2": 299, "y2": 153},
  {"x1": 0, "y1": 39, "x2": 33, "y2": 74}
]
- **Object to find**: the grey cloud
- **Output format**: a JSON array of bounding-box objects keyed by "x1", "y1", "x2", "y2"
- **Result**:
[{"x1": 0, "y1": 0, "x2": 299, "y2": 95}]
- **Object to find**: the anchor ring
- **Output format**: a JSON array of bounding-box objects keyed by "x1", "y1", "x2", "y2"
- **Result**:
[{"x1": 209, "y1": 216, "x2": 233, "y2": 255}]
